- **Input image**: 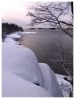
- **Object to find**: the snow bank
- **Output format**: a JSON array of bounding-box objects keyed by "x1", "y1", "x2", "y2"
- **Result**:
[
  {"x1": 2, "y1": 34, "x2": 64, "y2": 97},
  {"x1": 55, "y1": 74, "x2": 72, "y2": 97},
  {"x1": 17, "y1": 31, "x2": 37, "y2": 36},
  {"x1": 7, "y1": 33, "x2": 21, "y2": 39},
  {"x1": 2, "y1": 72, "x2": 51, "y2": 97},
  {"x1": 19, "y1": 31, "x2": 37, "y2": 34},
  {"x1": 2, "y1": 43, "x2": 44, "y2": 87},
  {"x1": 39, "y1": 63, "x2": 63, "y2": 97},
  {"x1": 4, "y1": 38, "x2": 18, "y2": 45}
]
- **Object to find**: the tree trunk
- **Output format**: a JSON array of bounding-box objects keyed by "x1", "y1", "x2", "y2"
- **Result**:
[{"x1": 71, "y1": 2, "x2": 73, "y2": 14}]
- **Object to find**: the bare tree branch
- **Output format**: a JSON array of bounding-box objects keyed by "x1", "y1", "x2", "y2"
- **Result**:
[{"x1": 28, "y1": 2, "x2": 73, "y2": 38}]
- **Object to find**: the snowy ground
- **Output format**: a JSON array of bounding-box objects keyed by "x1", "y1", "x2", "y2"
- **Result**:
[
  {"x1": 2, "y1": 32, "x2": 72, "y2": 97},
  {"x1": 55, "y1": 74, "x2": 72, "y2": 97}
]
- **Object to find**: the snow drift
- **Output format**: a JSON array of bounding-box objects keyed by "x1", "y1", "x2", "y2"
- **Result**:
[
  {"x1": 2, "y1": 33, "x2": 63, "y2": 97},
  {"x1": 7, "y1": 33, "x2": 21, "y2": 39},
  {"x1": 2, "y1": 72, "x2": 51, "y2": 97},
  {"x1": 2, "y1": 43, "x2": 44, "y2": 87},
  {"x1": 39, "y1": 63, "x2": 63, "y2": 96}
]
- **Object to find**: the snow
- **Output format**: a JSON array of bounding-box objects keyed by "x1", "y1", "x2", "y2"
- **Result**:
[
  {"x1": 39, "y1": 63, "x2": 63, "y2": 97},
  {"x1": 55, "y1": 74, "x2": 71, "y2": 80},
  {"x1": 55, "y1": 74, "x2": 72, "y2": 97},
  {"x1": 2, "y1": 32, "x2": 69, "y2": 97},
  {"x1": 17, "y1": 31, "x2": 37, "y2": 36},
  {"x1": 19, "y1": 31, "x2": 37, "y2": 34},
  {"x1": 4, "y1": 38, "x2": 18, "y2": 45},
  {"x1": 2, "y1": 43, "x2": 44, "y2": 87},
  {"x1": 2, "y1": 72, "x2": 51, "y2": 97},
  {"x1": 7, "y1": 33, "x2": 21, "y2": 39}
]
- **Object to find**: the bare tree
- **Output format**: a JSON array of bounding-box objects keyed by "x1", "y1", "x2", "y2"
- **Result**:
[
  {"x1": 28, "y1": 2, "x2": 73, "y2": 38},
  {"x1": 28, "y1": 2, "x2": 73, "y2": 96},
  {"x1": 28, "y1": 2, "x2": 73, "y2": 81}
]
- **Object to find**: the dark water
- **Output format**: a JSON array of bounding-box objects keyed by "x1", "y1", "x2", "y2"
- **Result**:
[{"x1": 19, "y1": 29, "x2": 73, "y2": 75}]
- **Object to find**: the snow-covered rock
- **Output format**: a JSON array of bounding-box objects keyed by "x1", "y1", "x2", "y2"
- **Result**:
[
  {"x1": 2, "y1": 43, "x2": 44, "y2": 87},
  {"x1": 7, "y1": 33, "x2": 21, "y2": 39},
  {"x1": 2, "y1": 72, "x2": 51, "y2": 97},
  {"x1": 17, "y1": 31, "x2": 37, "y2": 36},
  {"x1": 18, "y1": 31, "x2": 37, "y2": 34},
  {"x1": 4, "y1": 38, "x2": 18, "y2": 45},
  {"x1": 55, "y1": 74, "x2": 72, "y2": 97},
  {"x1": 39, "y1": 63, "x2": 63, "y2": 97},
  {"x1": 2, "y1": 35, "x2": 64, "y2": 97}
]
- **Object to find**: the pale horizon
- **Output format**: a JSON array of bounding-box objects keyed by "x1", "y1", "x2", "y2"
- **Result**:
[{"x1": 2, "y1": 0, "x2": 33, "y2": 29}]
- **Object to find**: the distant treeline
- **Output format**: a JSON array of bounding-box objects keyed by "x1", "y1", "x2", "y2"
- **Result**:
[{"x1": 2, "y1": 23, "x2": 24, "y2": 40}]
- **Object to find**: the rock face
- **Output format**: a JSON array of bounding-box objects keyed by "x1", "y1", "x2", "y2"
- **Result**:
[{"x1": 2, "y1": 40, "x2": 63, "y2": 97}]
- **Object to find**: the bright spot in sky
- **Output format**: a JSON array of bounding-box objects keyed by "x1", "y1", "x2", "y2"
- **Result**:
[{"x1": 2, "y1": 0, "x2": 33, "y2": 29}]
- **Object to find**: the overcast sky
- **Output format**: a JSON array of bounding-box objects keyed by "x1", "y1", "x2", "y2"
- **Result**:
[
  {"x1": 2, "y1": 0, "x2": 33, "y2": 29},
  {"x1": 2, "y1": 0, "x2": 72, "y2": 29}
]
